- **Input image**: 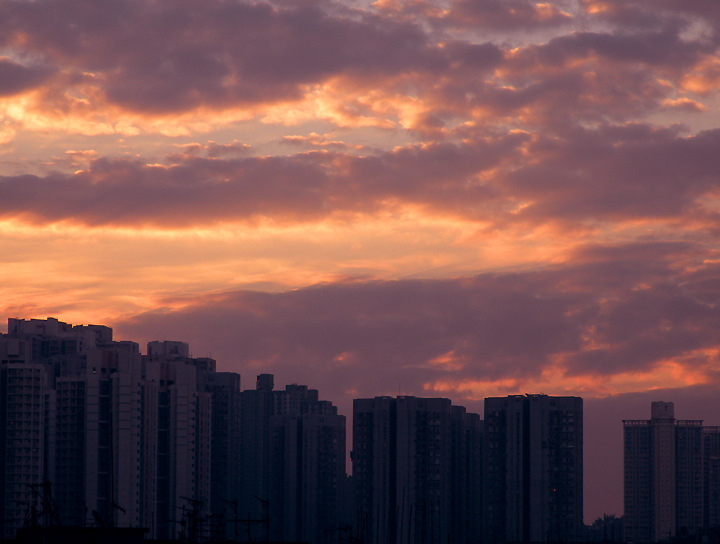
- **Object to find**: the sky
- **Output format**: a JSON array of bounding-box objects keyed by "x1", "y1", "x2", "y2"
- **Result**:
[{"x1": 3, "y1": 0, "x2": 720, "y2": 522}]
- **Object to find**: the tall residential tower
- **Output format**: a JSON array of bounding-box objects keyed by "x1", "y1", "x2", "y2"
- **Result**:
[
  {"x1": 623, "y1": 402, "x2": 703, "y2": 543},
  {"x1": 353, "y1": 396, "x2": 482, "y2": 544},
  {"x1": 483, "y1": 394, "x2": 584, "y2": 543},
  {"x1": 240, "y1": 377, "x2": 347, "y2": 544}
]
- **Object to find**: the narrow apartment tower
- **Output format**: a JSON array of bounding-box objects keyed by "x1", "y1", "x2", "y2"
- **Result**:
[
  {"x1": 703, "y1": 427, "x2": 720, "y2": 529},
  {"x1": 199, "y1": 371, "x2": 241, "y2": 539},
  {"x1": 652, "y1": 402, "x2": 677, "y2": 541},
  {"x1": 145, "y1": 341, "x2": 214, "y2": 540},
  {"x1": 0, "y1": 341, "x2": 45, "y2": 539},
  {"x1": 483, "y1": 394, "x2": 583, "y2": 543},
  {"x1": 676, "y1": 419, "x2": 703, "y2": 535},
  {"x1": 450, "y1": 405, "x2": 483, "y2": 544},
  {"x1": 238, "y1": 373, "x2": 275, "y2": 539}
]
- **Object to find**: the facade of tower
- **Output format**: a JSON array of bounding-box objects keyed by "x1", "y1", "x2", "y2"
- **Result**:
[
  {"x1": 238, "y1": 373, "x2": 275, "y2": 538},
  {"x1": 451, "y1": 405, "x2": 483, "y2": 544},
  {"x1": 199, "y1": 371, "x2": 242, "y2": 539},
  {"x1": 676, "y1": 419, "x2": 703, "y2": 534},
  {"x1": 483, "y1": 394, "x2": 583, "y2": 544},
  {"x1": 623, "y1": 402, "x2": 704, "y2": 543},
  {"x1": 702, "y1": 427, "x2": 720, "y2": 529},
  {"x1": 352, "y1": 396, "x2": 481, "y2": 544},
  {"x1": 0, "y1": 335, "x2": 44, "y2": 539},
  {"x1": 703, "y1": 427, "x2": 720, "y2": 529}
]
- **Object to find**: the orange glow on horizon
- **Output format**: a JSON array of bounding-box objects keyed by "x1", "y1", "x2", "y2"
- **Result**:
[{"x1": 424, "y1": 354, "x2": 720, "y2": 401}]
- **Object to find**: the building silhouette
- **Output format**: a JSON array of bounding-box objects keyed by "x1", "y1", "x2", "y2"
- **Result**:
[
  {"x1": 2, "y1": 316, "x2": 595, "y2": 544},
  {"x1": 238, "y1": 373, "x2": 276, "y2": 538},
  {"x1": 144, "y1": 340, "x2": 215, "y2": 539},
  {"x1": 0, "y1": 319, "x2": 239, "y2": 540},
  {"x1": 450, "y1": 405, "x2": 483, "y2": 544},
  {"x1": 703, "y1": 427, "x2": 720, "y2": 530},
  {"x1": 483, "y1": 394, "x2": 584, "y2": 543},
  {"x1": 0, "y1": 330, "x2": 45, "y2": 538},
  {"x1": 239, "y1": 376, "x2": 347, "y2": 544},
  {"x1": 0, "y1": 318, "x2": 149, "y2": 537},
  {"x1": 352, "y1": 396, "x2": 482, "y2": 544},
  {"x1": 269, "y1": 401, "x2": 345, "y2": 543},
  {"x1": 200, "y1": 370, "x2": 241, "y2": 539},
  {"x1": 623, "y1": 402, "x2": 704, "y2": 542}
]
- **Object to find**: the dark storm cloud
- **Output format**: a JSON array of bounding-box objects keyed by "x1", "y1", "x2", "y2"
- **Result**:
[
  {"x1": 0, "y1": 0, "x2": 713, "y2": 125},
  {"x1": 395, "y1": 25, "x2": 713, "y2": 132},
  {"x1": 0, "y1": 133, "x2": 524, "y2": 226},
  {"x1": 505, "y1": 125, "x2": 720, "y2": 224},
  {"x1": 511, "y1": 28, "x2": 711, "y2": 69},
  {"x1": 114, "y1": 240, "x2": 720, "y2": 396},
  {"x1": 446, "y1": 27, "x2": 714, "y2": 126},
  {"x1": 3, "y1": 124, "x2": 720, "y2": 230},
  {"x1": 444, "y1": 0, "x2": 572, "y2": 30},
  {"x1": 583, "y1": 0, "x2": 720, "y2": 38},
  {"x1": 0, "y1": 59, "x2": 51, "y2": 97},
  {"x1": 116, "y1": 274, "x2": 584, "y2": 391},
  {"x1": 0, "y1": 0, "x2": 445, "y2": 113}
]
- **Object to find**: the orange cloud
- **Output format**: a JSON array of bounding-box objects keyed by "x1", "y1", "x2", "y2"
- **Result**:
[{"x1": 424, "y1": 354, "x2": 719, "y2": 401}]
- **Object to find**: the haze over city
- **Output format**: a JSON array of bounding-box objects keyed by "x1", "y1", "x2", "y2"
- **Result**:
[{"x1": 2, "y1": 0, "x2": 720, "y2": 525}]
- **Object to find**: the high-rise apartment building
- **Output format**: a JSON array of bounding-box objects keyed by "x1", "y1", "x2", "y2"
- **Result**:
[
  {"x1": 0, "y1": 338, "x2": 44, "y2": 539},
  {"x1": 144, "y1": 341, "x2": 214, "y2": 540},
  {"x1": 353, "y1": 396, "x2": 482, "y2": 544},
  {"x1": 239, "y1": 373, "x2": 275, "y2": 536},
  {"x1": 0, "y1": 318, "x2": 147, "y2": 537},
  {"x1": 676, "y1": 419, "x2": 703, "y2": 535},
  {"x1": 703, "y1": 427, "x2": 720, "y2": 530},
  {"x1": 451, "y1": 405, "x2": 483, "y2": 544},
  {"x1": 240, "y1": 376, "x2": 347, "y2": 543},
  {"x1": 624, "y1": 402, "x2": 704, "y2": 543},
  {"x1": 269, "y1": 409, "x2": 346, "y2": 543},
  {"x1": 483, "y1": 394, "x2": 583, "y2": 544},
  {"x1": 0, "y1": 319, "x2": 241, "y2": 541},
  {"x1": 199, "y1": 371, "x2": 241, "y2": 539}
]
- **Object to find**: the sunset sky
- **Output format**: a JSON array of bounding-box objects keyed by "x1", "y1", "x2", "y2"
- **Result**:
[{"x1": 3, "y1": 0, "x2": 720, "y2": 520}]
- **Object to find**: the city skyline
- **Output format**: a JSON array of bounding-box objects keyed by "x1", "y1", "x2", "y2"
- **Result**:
[
  {"x1": 4, "y1": 0, "x2": 720, "y2": 528},
  {"x1": 2, "y1": 316, "x2": 590, "y2": 544},
  {"x1": 0, "y1": 318, "x2": 349, "y2": 541}
]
